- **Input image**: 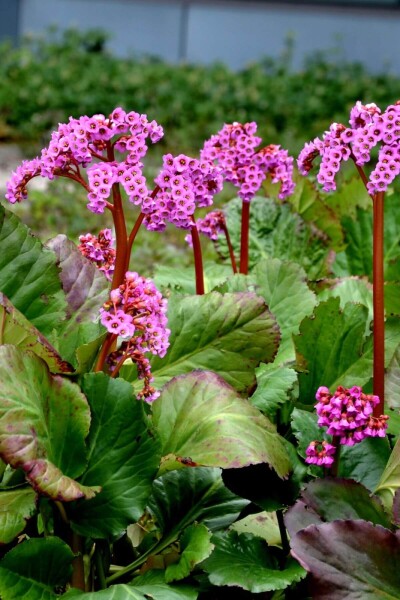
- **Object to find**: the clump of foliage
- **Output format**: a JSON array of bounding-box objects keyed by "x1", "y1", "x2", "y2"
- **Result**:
[{"x1": 2, "y1": 28, "x2": 400, "y2": 153}]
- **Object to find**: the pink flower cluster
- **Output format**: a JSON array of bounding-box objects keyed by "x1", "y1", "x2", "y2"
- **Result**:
[
  {"x1": 305, "y1": 385, "x2": 389, "y2": 467},
  {"x1": 298, "y1": 100, "x2": 400, "y2": 194},
  {"x1": 305, "y1": 441, "x2": 336, "y2": 467},
  {"x1": 100, "y1": 271, "x2": 170, "y2": 402},
  {"x1": 142, "y1": 153, "x2": 223, "y2": 231},
  {"x1": 201, "y1": 122, "x2": 295, "y2": 201},
  {"x1": 78, "y1": 229, "x2": 116, "y2": 281},
  {"x1": 185, "y1": 210, "x2": 226, "y2": 247},
  {"x1": 5, "y1": 107, "x2": 163, "y2": 213}
]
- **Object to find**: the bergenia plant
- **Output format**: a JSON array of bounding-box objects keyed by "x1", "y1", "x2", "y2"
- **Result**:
[{"x1": 2, "y1": 100, "x2": 400, "y2": 599}]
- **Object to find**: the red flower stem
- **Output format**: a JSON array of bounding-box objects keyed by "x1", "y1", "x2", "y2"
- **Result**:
[
  {"x1": 191, "y1": 223, "x2": 205, "y2": 295},
  {"x1": 94, "y1": 333, "x2": 117, "y2": 373},
  {"x1": 71, "y1": 532, "x2": 85, "y2": 591},
  {"x1": 126, "y1": 187, "x2": 160, "y2": 259},
  {"x1": 110, "y1": 183, "x2": 128, "y2": 289},
  {"x1": 351, "y1": 158, "x2": 385, "y2": 414},
  {"x1": 239, "y1": 199, "x2": 250, "y2": 274},
  {"x1": 127, "y1": 212, "x2": 145, "y2": 260},
  {"x1": 350, "y1": 152, "x2": 371, "y2": 194},
  {"x1": 373, "y1": 191, "x2": 385, "y2": 415},
  {"x1": 222, "y1": 223, "x2": 238, "y2": 273}
]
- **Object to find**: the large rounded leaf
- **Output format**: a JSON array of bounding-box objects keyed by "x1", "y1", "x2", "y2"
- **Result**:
[
  {"x1": 123, "y1": 291, "x2": 280, "y2": 396},
  {"x1": 153, "y1": 371, "x2": 291, "y2": 477},
  {"x1": 291, "y1": 520, "x2": 400, "y2": 599},
  {"x1": 0, "y1": 537, "x2": 74, "y2": 600},
  {"x1": 69, "y1": 373, "x2": 161, "y2": 538},
  {"x1": 0, "y1": 346, "x2": 95, "y2": 501},
  {"x1": 201, "y1": 531, "x2": 306, "y2": 593},
  {"x1": 0, "y1": 204, "x2": 66, "y2": 337}
]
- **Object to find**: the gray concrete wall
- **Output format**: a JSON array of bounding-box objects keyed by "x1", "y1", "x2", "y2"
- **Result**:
[{"x1": 8, "y1": 0, "x2": 400, "y2": 73}]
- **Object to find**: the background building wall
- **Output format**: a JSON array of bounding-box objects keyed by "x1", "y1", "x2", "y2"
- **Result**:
[{"x1": 2, "y1": 0, "x2": 400, "y2": 73}]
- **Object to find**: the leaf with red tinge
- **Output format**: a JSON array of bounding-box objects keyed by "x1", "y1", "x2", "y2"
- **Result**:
[
  {"x1": 153, "y1": 371, "x2": 291, "y2": 478},
  {"x1": 0, "y1": 292, "x2": 73, "y2": 373},
  {"x1": 0, "y1": 345, "x2": 98, "y2": 501},
  {"x1": 285, "y1": 478, "x2": 390, "y2": 539},
  {"x1": 291, "y1": 520, "x2": 400, "y2": 599}
]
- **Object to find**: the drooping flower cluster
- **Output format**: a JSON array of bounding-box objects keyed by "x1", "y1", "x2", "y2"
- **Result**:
[
  {"x1": 305, "y1": 385, "x2": 389, "y2": 467},
  {"x1": 100, "y1": 271, "x2": 170, "y2": 402},
  {"x1": 5, "y1": 107, "x2": 163, "y2": 213},
  {"x1": 78, "y1": 229, "x2": 116, "y2": 281},
  {"x1": 142, "y1": 153, "x2": 223, "y2": 231},
  {"x1": 185, "y1": 210, "x2": 226, "y2": 247},
  {"x1": 201, "y1": 122, "x2": 295, "y2": 201},
  {"x1": 298, "y1": 100, "x2": 400, "y2": 194},
  {"x1": 305, "y1": 441, "x2": 336, "y2": 467}
]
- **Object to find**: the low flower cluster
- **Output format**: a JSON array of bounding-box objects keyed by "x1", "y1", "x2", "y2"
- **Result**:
[
  {"x1": 306, "y1": 385, "x2": 389, "y2": 467},
  {"x1": 100, "y1": 271, "x2": 170, "y2": 402},
  {"x1": 142, "y1": 153, "x2": 223, "y2": 231},
  {"x1": 298, "y1": 100, "x2": 400, "y2": 194},
  {"x1": 201, "y1": 121, "x2": 295, "y2": 201},
  {"x1": 78, "y1": 229, "x2": 116, "y2": 281}
]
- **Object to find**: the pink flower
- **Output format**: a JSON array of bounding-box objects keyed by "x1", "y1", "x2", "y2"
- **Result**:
[{"x1": 305, "y1": 440, "x2": 336, "y2": 467}]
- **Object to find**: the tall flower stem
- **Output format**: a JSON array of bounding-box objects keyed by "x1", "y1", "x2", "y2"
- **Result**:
[
  {"x1": 222, "y1": 223, "x2": 238, "y2": 273},
  {"x1": 94, "y1": 333, "x2": 117, "y2": 373},
  {"x1": 352, "y1": 157, "x2": 386, "y2": 415},
  {"x1": 239, "y1": 200, "x2": 250, "y2": 274},
  {"x1": 110, "y1": 182, "x2": 128, "y2": 290},
  {"x1": 191, "y1": 223, "x2": 205, "y2": 295},
  {"x1": 373, "y1": 190, "x2": 385, "y2": 415}
]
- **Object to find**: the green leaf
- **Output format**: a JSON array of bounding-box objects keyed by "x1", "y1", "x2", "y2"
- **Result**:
[
  {"x1": 333, "y1": 192, "x2": 400, "y2": 281},
  {"x1": 339, "y1": 438, "x2": 391, "y2": 492},
  {"x1": 165, "y1": 523, "x2": 214, "y2": 582},
  {"x1": 290, "y1": 520, "x2": 400, "y2": 599},
  {"x1": 295, "y1": 298, "x2": 371, "y2": 404},
  {"x1": 231, "y1": 512, "x2": 282, "y2": 547},
  {"x1": 285, "y1": 478, "x2": 391, "y2": 540},
  {"x1": 46, "y1": 235, "x2": 109, "y2": 366},
  {"x1": 131, "y1": 571, "x2": 198, "y2": 600},
  {"x1": 64, "y1": 571, "x2": 198, "y2": 600},
  {"x1": 153, "y1": 371, "x2": 291, "y2": 477},
  {"x1": 0, "y1": 346, "x2": 96, "y2": 501},
  {"x1": 154, "y1": 262, "x2": 232, "y2": 295},
  {"x1": 123, "y1": 291, "x2": 280, "y2": 396},
  {"x1": 201, "y1": 531, "x2": 306, "y2": 593},
  {"x1": 252, "y1": 258, "x2": 317, "y2": 363},
  {"x1": 323, "y1": 176, "x2": 371, "y2": 221},
  {"x1": 0, "y1": 487, "x2": 37, "y2": 544},
  {"x1": 291, "y1": 408, "x2": 328, "y2": 458},
  {"x1": 217, "y1": 196, "x2": 331, "y2": 279},
  {"x1": 148, "y1": 467, "x2": 249, "y2": 538},
  {"x1": 285, "y1": 176, "x2": 344, "y2": 251},
  {"x1": 250, "y1": 363, "x2": 298, "y2": 419},
  {"x1": 385, "y1": 345, "x2": 400, "y2": 411},
  {"x1": 0, "y1": 292, "x2": 73, "y2": 373},
  {"x1": 69, "y1": 373, "x2": 161, "y2": 538},
  {"x1": 0, "y1": 204, "x2": 66, "y2": 337},
  {"x1": 317, "y1": 277, "x2": 373, "y2": 333},
  {"x1": 0, "y1": 537, "x2": 74, "y2": 600},
  {"x1": 375, "y1": 438, "x2": 400, "y2": 512}
]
